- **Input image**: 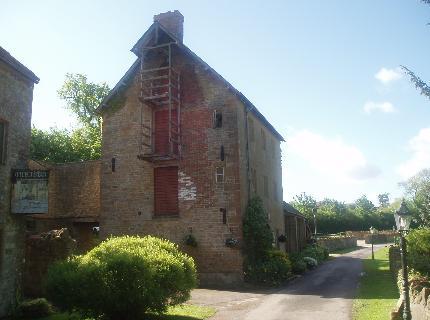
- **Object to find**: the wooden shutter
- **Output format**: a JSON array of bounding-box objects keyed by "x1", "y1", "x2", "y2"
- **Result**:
[
  {"x1": 154, "y1": 109, "x2": 177, "y2": 155},
  {"x1": 154, "y1": 166, "x2": 178, "y2": 215}
]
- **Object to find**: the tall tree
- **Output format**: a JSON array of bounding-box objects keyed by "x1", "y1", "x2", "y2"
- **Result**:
[
  {"x1": 291, "y1": 192, "x2": 317, "y2": 219},
  {"x1": 31, "y1": 74, "x2": 110, "y2": 163},
  {"x1": 378, "y1": 193, "x2": 390, "y2": 208}
]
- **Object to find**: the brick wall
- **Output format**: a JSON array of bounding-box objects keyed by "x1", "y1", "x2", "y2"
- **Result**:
[
  {"x1": 27, "y1": 160, "x2": 101, "y2": 252},
  {"x1": 0, "y1": 61, "x2": 34, "y2": 316}
]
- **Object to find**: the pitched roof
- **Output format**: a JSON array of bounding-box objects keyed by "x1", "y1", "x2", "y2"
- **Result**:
[
  {"x1": 283, "y1": 201, "x2": 306, "y2": 219},
  {"x1": 98, "y1": 22, "x2": 284, "y2": 142},
  {"x1": 0, "y1": 46, "x2": 39, "y2": 83}
]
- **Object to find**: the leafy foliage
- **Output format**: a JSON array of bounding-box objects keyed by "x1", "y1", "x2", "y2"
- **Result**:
[
  {"x1": 243, "y1": 197, "x2": 273, "y2": 261},
  {"x1": 31, "y1": 73, "x2": 109, "y2": 163},
  {"x1": 45, "y1": 236, "x2": 197, "y2": 320},
  {"x1": 31, "y1": 126, "x2": 101, "y2": 163},
  {"x1": 17, "y1": 298, "x2": 54, "y2": 319},
  {"x1": 290, "y1": 193, "x2": 395, "y2": 234},
  {"x1": 406, "y1": 228, "x2": 430, "y2": 276},
  {"x1": 244, "y1": 249, "x2": 291, "y2": 286},
  {"x1": 57, "y1": 73, "x2": 110, "y2": 130},
  {"x1": 400, "y1": 169, "x2": 430, "y2": 227},
  {"x1": 243, "y1": 197, "x2": 291, "y2": 285}
]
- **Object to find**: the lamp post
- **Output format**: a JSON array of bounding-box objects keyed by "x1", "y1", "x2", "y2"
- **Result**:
[
  {"x1": 312, "y1": 207, "x2": 317, "y2": 237},
  {"x1": 394, "y1": 199, "x2": 413, "y2": 320},
  {"x1": 369, "y1": 226, "x2": 376, "y2": 260}
]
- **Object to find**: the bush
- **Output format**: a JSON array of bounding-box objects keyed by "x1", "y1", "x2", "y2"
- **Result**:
[
  {"x1": 290, "y1": 255, "x2": 307, "y2": 274},
  {"x1": 406, "y1": 228, "x2": 430, "y2": 276},
  {"x1": 301, "y1": 244, "x2": 329, "y2": 263},
  {"x1": 303, "y1": 257, "x2": 318, "y2": 269},
  {"x1": 244, "y1": 249, "x2": 291, "y2": 286},
  {"x1": 17, "y1": 298, "x2": 53, "y2": 319},
  {"x1": 45, "y1": 236, "x2": 197, "y2": 320}
]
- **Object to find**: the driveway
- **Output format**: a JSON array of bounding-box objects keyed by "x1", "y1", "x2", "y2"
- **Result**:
[{"x1": 190, "y1": 242, "x2": 388, "y2": 320}]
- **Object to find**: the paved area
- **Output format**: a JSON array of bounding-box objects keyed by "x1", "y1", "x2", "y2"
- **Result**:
[{"x1": 190, "y1": 243, "x2": 388, "y2": 320}]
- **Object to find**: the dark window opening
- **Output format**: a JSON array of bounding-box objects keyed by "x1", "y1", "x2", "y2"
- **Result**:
[
  {"x1": 220, "y1": 208, "x2": 227, "y2": 224},
  {"x1": 111, "y1": 158, "x2": 116, "y2": 172},
  {"x1": 261, "y1": 129, "x2": 266, "y2": 150},
  {"x1": 264, "y1": 175, "x2": 268, "y2": 197},
  {"x1": 0, "y1": 120, "x2": 7, "y2": 165},
  {"x1": 220, "y1": 145, "x2": 225, "y2": 161},
  {"x1": 214, "y1": 110, "x2": 222, "y2": 128}
]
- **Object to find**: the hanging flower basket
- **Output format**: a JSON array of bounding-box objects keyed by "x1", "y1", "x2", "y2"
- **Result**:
[
  {"x1": 277, "y1": 234, "x2": 287, "y2": 243},
  {"x1": 225, "y1": 238, "x2": 239, "y2": 247},
  {"x1": 184, "y1": 234, "x2": 197, "y2": 247}
]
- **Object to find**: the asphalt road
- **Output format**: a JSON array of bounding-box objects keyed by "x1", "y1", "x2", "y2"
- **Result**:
[{"x1": 190, "y1": 243, "x2": 388, "y2": 320}]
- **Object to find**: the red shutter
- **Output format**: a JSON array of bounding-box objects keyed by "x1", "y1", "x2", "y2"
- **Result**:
[
  {"x1": 154, "y1": 109, "x2": 177, "y2": 155},
  {"x1": 154, "y1": 166, "x2": 178, "y2": 215}
]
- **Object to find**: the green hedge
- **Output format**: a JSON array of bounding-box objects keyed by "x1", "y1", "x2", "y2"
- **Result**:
[
  {"x1": 406, "y1": 228, "x2": 430, "y2": 276},
  {"x1": 45, "y1": 236, "x2": 197, "y2": 320}
]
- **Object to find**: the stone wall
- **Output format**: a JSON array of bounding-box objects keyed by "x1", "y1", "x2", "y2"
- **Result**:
[
  {"x1": 23, "y1": 229, "x2": 77, "y2": 297},
  {"x1": 389, "y1": 245, "x2": 401, "y2": 280},
  {"x1": 364, "y1": 233, "x2": 396, "y2": 244},
  {"x1": 0, "y1": 59, "x2": 35, "y2": 316},
  {"x1": 317, "y1": 237, "x2": 357, "y2": 252}
]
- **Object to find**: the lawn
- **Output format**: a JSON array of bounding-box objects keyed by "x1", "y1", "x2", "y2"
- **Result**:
[
  {"x1": 352, "y1": 246, "x2": 399, "y2": 320},
  {"x1": 29, "y1": 304, "x2": 215, "y2": 320}
]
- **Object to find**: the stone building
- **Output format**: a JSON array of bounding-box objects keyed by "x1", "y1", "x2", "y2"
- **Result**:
[
  {"x1": 97, "y1": 11, "x2": 285, "y2": 285},
  {"x1": 0, "y1": 46, "x2": 39, "y2": 316}
]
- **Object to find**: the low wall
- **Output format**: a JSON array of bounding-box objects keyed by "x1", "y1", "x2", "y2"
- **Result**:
[
  {"x1": 317, "y1": 237, "x2": 357, "y2": 252},
  {"x1": 389, "y1": 245, "x2": 401, "y2": 280},
  {"x1": 364, "y1": 233, "x2": 396, "y2": 244},
  {"x1": 410, "y1": 288, "x2": 430, "y2": 320},
  {"x1": 346, "y1": 230, "x2": 397, "y2": 241},
  {"x1": 23, "y1": 228, "x2": 76, "y2": 297}
]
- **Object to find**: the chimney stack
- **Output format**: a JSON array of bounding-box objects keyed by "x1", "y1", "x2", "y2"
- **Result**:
[{"x1": 153, "y1": 10, "x2": 184, "y2": 43}]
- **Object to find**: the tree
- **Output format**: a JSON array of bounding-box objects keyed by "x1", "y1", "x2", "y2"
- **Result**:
[
  {"x1": 400, "y1": 169, "x2": 430, "y2": 227},
  {"x1": 291, "y1": 192, "x2": 317, "y2": 220},
  {"x1": 57, "y1": 73, "x2": 110, "y2": 130},
  {"x1": 401, "y1": 1, "x2": 430, "y2": 100},
  {"x1": 378, "y1": 193, "x2": 390, "y2": 208},
  {"x1": 31, "y1": 74, "x2": 109, "y2": 163}
]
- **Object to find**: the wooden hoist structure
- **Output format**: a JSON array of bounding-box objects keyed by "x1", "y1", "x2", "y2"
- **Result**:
[{"x1": 137, "y1": 30, "x2": 181, "y2": 162}]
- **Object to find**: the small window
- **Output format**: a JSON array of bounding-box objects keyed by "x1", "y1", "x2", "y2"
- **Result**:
[
  {"x1": 261, "y1": 129, "x2": 266, "y2": 150},
  {"x1": 216, "y1": 167, "x2": 224, "y2": 183},
  {"x1": 220, "y1": 145, "x2": 225, "y2": 161},
  {"x1": 249, "y1": 118, "x2": 255, "y2": 142},
  {"x1": 263, "y1": 176, "x2": 268, "y2": 197},
  {"x1": 0, "y1": 120, "x2": 7, "y2": 165},
  {"x1": 213, "y1": 110, "x2": 222, "y2": 128}
]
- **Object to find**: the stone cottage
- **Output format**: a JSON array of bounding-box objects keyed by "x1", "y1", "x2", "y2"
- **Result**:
[
  {"x1": 97, "y1": 11, "x2": 285, "y2": 285},
  {"x1": 0, "y1": 46, "x2": 39, "y2": 316}
]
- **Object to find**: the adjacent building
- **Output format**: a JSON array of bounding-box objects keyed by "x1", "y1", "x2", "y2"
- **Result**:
[
  {"x1": 97, "y1": 11, "x2": 285, "y2": 284},
  {"x1": 0, "y1": 46, "x2": 39, "y2": 316}
]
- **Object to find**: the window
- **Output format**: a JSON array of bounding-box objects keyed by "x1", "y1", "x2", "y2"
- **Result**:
[
  {"x1": 216, "y1": 167, "x2": 224, "y2": 183},
  {"x1": 271, "y1": 139, "x2": 275, "y2": 159},
  {"x1": 220, "y1": 145, "x2": 225, "y2": 161},
  {"x1": 154, "y1": 166, "x2": 178, "y2": 215},
  {"x1": 0, "y1": 120, "x2": 7, "y2": 165},
  {"x1": 261, "y1": 129, "x2": 266, "y2": 150},
  {"x1": 248, "y1": 118, "x2": 254, "y2": 142},
  {"x1": 213, "y1": 110, "x2": 222, "y2": 128},
  {"x1": 263, "y1": 175, "x2": 268, "y2": 197}
]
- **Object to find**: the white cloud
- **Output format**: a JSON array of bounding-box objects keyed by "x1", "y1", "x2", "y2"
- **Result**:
[
  {"x1": 363, "y1": 101, "x2": 396, "y2": 114},
  {"x1": 287, "y1": 130, "x2": 381, "y2": 182},
  {"x1": 398, "y1": 128, "x2": 430, "y2": 179},
  {"x1": 375, "y1": 67, "x2": 403, "y2": 84}
]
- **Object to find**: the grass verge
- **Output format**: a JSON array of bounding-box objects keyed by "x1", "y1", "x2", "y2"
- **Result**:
[
  {"x1": 25, "y1": 304, "x2": 216, "y2": 320},
  {"x1": 352, "y1": 246, "x2": 399, "y2": 320}
]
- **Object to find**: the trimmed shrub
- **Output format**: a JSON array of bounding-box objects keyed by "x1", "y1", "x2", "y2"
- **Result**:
[
  {"x1": 17, "y1": 298, "x2": 53, "y2": 319},
  {"x1": 303, "y1": 257, "x2": 318, "y2": 269},
  {"x1": 45, "y1": 235, "x2": 197, "y2": 320},
  {"x1": 406, "y1": 228, "x2": 430, "y2": 276},
  {"x1": 291, "y1": 258, "x2": 307, "y2": 274},
  {"x1": 244, "y1": 249, "x2": 291, "y2": 286},
  {"x1": 301, "y1": 244, "x2": 329, "y2": 263}
]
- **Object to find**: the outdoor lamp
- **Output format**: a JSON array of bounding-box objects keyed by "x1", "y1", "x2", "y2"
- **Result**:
[
  {"x1": 394, "y1": 199, "x2": 412, "y2": 320},
  {"x1": 394, "y1": 200, "x2": 412, "y2": 232},
  {"x1": 369, "y1": 226, "x2": 376, "y2": 260}
]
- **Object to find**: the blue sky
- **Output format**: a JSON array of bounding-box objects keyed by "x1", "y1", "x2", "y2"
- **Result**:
[{"x1": 2, "y1": 0, "x2": 430, "y2": 204}]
